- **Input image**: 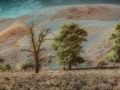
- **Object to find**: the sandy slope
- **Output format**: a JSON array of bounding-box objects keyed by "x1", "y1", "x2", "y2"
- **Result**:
[
  {"x1": 0, "y1": 4, "x2": 120, "y2": 68},
  {"x1": 51, "y1": 5, "x2": 120, "y2": 21}
]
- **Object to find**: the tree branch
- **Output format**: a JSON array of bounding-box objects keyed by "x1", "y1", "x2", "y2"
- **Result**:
[{"x1": 21, "y1": 50, "x2": 35, "y2": 54}]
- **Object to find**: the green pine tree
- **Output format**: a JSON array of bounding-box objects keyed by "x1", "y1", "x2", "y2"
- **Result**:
[
  {"x1": 107, "y1": 21, "x2": 120, "y2": 62},
  {"x1": 52, "y1": 23, "x2": 88, "y2": 70}
]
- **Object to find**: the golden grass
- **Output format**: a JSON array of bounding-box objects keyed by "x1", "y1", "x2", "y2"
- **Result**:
[{"x1": 0, "y1": 69, "x2": 120, "y2": 90}]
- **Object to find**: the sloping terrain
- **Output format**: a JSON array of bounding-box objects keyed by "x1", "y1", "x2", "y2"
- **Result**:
[
  {"x1": 0, "y1": 4, "x2": 120, "y2": 68},
  {"x1": 51, "y1": 5, "x2": 120, "y2": 21}
]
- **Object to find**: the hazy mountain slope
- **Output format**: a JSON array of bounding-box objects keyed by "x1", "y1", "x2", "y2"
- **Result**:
[
  {"x1": 0, "y1": 18, "x2": 12, "y2": 23},
  {"x1": 0, "y1": 18, "x2": 16, "y2": 32},
  {"x1": 51, "y1": 5, "x2": 120, "y2": 21},
  {"x1": 0, "y1": 4, "x2": 120, "y2": 68}
]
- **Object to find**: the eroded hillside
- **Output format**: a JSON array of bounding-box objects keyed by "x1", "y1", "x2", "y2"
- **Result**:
[{"x1": 0, "y1": 4, "x2": 120, "y2": 68}]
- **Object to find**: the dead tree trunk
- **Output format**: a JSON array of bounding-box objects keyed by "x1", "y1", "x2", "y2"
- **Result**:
[
  {"x1": 22, "y1": 22, "x2": 52, "y2": 73},
  {"x1": 35, "y1": 55, "x2": 39, "y2": 73}
]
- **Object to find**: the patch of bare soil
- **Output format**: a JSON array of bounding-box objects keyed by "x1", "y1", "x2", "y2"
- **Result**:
[
  {"x1": 0, "y1": 20, "x2": 29, "y2": 42},
  {"x1": 51, "y1": 5, "x2": 120, "y2": 21}
]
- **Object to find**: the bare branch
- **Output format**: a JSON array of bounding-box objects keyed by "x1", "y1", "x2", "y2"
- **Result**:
[
  {"x1": 22, "y1": 22, "x2": 53, "y2": 73},
  {"x1": 27, "y1": 54, "x2": 35, "y2": 57},
  {"x1": 47, "y1": 31, "x2": 55, "y2": 37},
  {"x1": 44, "y1": 39, "x2": 53, "y2": 41},
  {"x1": 36, "y1": 28, "x2": 50, "y2": 53},
  {"x1": 21, "y1": 50, "x2": 35, "y2": 54},
  {"x1": 29, "y1": 45, "x2": 33, "y2": 50},
  {"x1": 38, "y1": 48, "x2": 46, "y2": 52}
]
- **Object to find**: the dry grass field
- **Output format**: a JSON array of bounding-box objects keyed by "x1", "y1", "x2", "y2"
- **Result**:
[{"x1": 0, "y1": 69, "x2": 120, "y2": 90}]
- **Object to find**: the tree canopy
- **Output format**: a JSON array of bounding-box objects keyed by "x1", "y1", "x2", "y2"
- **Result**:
[
  {"x1": 107, "y1": 21, "x2": 120, "y2": 62},
  {"x1": 52, "y1": 23, "x2": 88, "y2": 70}
]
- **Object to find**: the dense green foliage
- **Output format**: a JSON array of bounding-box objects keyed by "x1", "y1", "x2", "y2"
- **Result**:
[
  {"x1": 0, "y1": 63, "x2": 11, "y2": 72},
  {"x1": 52, "y1": 23, "x2": 88, "y2": 69},
  {"x1": 107, "y1": 21, "x2": 120, "y2": 62}
]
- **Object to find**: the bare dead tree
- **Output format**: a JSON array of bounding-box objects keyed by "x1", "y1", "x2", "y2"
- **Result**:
[{"x1": 22, "y1": 22, "x2": 54, "y2": 73}]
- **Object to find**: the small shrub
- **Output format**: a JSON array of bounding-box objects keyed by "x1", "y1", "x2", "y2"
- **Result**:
[
  {"x1": 0, "y1": 85, "x2": 6, "y2": 90},
  {"x1": 107, "y1": 51, "x2": 117, "y2": 62},
  {"x1": 107, "y1": 21, "x2": 120, "y2": 62},
  {"x1": 16, "y1": 61, "x2": 34, "y2": 70},
  {"x1": 0, "y1": 59, "x2": 4, "y2": 63},
  {"x1": 0, "y1": 63, "x2": 12, "y2": 72},
  {"x1": 97, "y1": 61, "x2": 107, "y2": 67}
]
